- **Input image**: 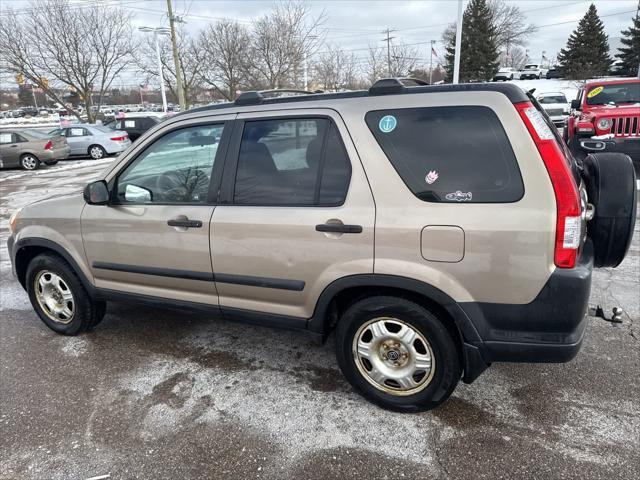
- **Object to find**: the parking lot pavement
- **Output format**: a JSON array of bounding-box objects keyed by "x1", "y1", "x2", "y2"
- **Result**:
[{"x1": 1, "y1": 161, "x2": 639, "y2": 480}]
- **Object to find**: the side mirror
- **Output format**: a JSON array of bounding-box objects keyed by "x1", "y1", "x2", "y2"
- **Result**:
[
  {"x1": 83, "y1": 180, "x2": 110, "y2": 205},
  {"x1": 571, "y1": 99, "x2": 581, "y2": 110},
  {"x1": 124, "y1": 184, "x2": 152, "y2": 203}
]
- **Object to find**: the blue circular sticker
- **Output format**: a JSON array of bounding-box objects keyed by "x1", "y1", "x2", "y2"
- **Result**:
[{"x1": 379, "y1": 115, "x2": 397, "y2": 133}]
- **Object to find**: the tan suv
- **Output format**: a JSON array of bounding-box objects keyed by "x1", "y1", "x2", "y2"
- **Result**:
[{"x1": 8, "y1": 79, "x2": 637, "y2": 411}]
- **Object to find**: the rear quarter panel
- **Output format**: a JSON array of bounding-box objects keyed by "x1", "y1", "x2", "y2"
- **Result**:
[{"x1": 335, "y1": 91, "x2": 557, "y2": 305}]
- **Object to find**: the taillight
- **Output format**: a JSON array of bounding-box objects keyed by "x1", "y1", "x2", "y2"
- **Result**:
[
  {"x1": 516, "y1": 102, "x2": 581, "y2": 268},
  {"x1": 44, "y1": 140, "x2": 53, "y2": 150},
  {"x1": 110, "y1": 135, "x2": 128, "y2": 141}
]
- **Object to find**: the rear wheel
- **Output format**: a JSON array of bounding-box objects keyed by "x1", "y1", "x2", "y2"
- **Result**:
[
  {"x1": 336, "y1": 296, "x2": 460, "y2": 411},
  {"x1": 26, "y1": 253, "x2": 106, "y2": 335},
  {"x1": 88, "y1": 145, "x2": 106, "y2": 159},
  {"x1": 582, "y1": 153, "x2": 637, "y2": 268},
  {"x1": 20, "y1": 154, "x2": 40, "y2": 170}
]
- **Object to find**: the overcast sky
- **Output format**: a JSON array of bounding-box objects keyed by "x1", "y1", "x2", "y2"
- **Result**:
[{"x1": 2, "y1": 0, "x2": 638, "y2": 86}]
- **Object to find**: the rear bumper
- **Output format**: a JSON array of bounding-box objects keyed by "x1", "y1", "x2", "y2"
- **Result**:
[
  {"x1": 579, "y1": 136, "x2": 640, "y2": 161},
  {"x1": 104, "y1": 139, "x2": 132, "y2": 154},
  {"x1": 40, "y1": 145, "x2": 70, "y2": 161},
  {"x1": 460, "y1": 241, "x2": 593, "y2": 367}
]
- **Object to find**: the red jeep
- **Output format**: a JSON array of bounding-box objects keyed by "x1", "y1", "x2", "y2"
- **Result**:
[{"x1": 565, "y1": 78, "x2": 640, "y2": 171}]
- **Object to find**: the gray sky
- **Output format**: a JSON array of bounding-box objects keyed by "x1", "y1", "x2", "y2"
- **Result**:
[
  {"x1": 127, "y1": 0, "x2": 637, "y2": 59},
  {"x1": 2, "y1": 0, "x2": 638, "y2": 87}
]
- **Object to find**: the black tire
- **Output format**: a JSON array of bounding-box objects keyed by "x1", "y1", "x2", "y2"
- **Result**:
[
  {"x1": 582, "y1": 153, "x2": 637, "y2": 268},
  {"x1": 88, "y1": 144, "x2": 106, "y2": 159},
  {"x1": 335, "y1": 296, "x2": 460, "y2": 412},
  {"x1": 25, "y1": 253, "x2": 106, "y2": 335},
  {"x1": 20, "y1": 154, "x2": 40, "y2": 170},
  {"x1": 44, "y1": 160, "x2": 59, "y2": 166}
]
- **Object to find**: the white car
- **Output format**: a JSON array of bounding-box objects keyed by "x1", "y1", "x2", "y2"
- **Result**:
[
  {"x1": 536, "y1": 92, "x2": 570, "y2": 128},
  {"x1": 517, "y1": 64, "x2": 548, "y2": 80},
  {"x1": 493, "y1": 67, "x2": 516, "y2": 81}
]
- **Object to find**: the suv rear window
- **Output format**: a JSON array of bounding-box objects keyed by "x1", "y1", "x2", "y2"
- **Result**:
[{"x1": 365, "y1": 106, "x2": 524, "y2": 203}]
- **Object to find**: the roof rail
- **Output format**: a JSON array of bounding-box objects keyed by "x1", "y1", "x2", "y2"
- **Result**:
[
  {"x1": 369, "y1": 77, "x2": 430, "y2": 95},
  {"x1": 235, "y1": 88, "x2": 323, "y2": 106}
]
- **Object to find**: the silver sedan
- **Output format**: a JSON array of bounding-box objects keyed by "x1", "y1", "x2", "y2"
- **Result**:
[{"x1": 49, "y1": 124, "x2": 132, "y2": 159}]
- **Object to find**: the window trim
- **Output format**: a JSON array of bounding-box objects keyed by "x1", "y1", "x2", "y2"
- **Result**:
[
  {"x1": 109, "y1": 120, "x2": 232, "y2": 206},
  {"x1": 218, "y1": 114, "x2": 352, "y2": 208},
  {"x1": 364, "y1": 106, "x2": 525, "y2": 204}
]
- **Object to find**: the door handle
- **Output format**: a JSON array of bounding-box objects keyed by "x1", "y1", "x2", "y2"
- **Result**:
[
  {"x1": 316, "y1": 223, "x2": 363, "y2": 234},
  {"x1": 167, "y1": 218, "x2": 202, "y2": 228}
]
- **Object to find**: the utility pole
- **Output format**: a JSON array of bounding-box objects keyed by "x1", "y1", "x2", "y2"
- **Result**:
[
  {"x1": 166, "y1": 0, "x2": 186, "y2": 111},
  {"x1": 429, "y1": 40, "x2": 435, "y2": 84},
  {"x1": 453, "y1": 0, "x2": 464, "y2": 84},
  {"x1": 382, "y1": 28, "x2": 396, "y2": 77}
]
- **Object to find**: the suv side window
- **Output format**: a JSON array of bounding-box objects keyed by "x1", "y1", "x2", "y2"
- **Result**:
[
  {"x1": 116, "y1": 124, "x2": 224, "y2": 204},
  {"x1": 365, "y1": 106, "x2": 524, "y2": 203},
  {"x1": 233, "y1": 118, "x2": 351, "y2": 206}
]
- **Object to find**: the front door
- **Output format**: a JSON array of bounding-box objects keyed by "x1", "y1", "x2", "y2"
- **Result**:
[
  {"x1": 210, "y1": 110, "x2": 376, "y2": 320},
  {"x1": 81, "y1": 120, "x2": 230, "y2": 305}
]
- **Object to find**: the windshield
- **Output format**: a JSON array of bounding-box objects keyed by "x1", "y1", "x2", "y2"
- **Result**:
[
  {"x1": 538, "y1": 95, "x2": 567, "y2": 104},
  {"x1": 586, "y1": 82, "x2": 640, "y2": 105}
]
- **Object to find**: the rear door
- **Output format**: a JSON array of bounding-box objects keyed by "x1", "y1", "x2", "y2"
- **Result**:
[
  {"x1": 81, "y1": 116, "x2": 233, "y2": 305},
  {"x1": 65, "y1": 127, "x2": 91, "y2": 155},
  {"x1": 0, "y1": 131, "x2": 21, "y2": 167},
  {"x1": 210, "y1": 109, "x2": 375, "y2": 320}
]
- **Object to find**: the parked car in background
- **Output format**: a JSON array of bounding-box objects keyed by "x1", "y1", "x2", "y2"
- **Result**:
[
  {"x1": 536, "y1": 92, "x2": 570, "y2": 128},
  {"x1": 546, "y1": 66, "x2": 563, "y2": 79},
  {"x1": 103, "y1": 113, "x2": 165, "y2": 142},
  {"x1": 49, "y1": 124, "x2": 131, "y2": 159},
  {"x1": 565, "y1": 78, "x2": 640, "y2": 173},
  {"x1": 518, "y1": 64, "x2": 548, "y2": 80},
  {"x1": 493, "y1": 67, "x2": 516, "y2": 81},
  {"x1": 0, "y1": 128, "x2": 70, "y2": 170}
]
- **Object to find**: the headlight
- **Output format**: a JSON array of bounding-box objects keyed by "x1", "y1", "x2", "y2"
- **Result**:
[
  {"x1": 597, "y1": 118, "x2": 612, "y2": 130},
  {"x1": 9, "y1": 208, "x2": 21, "y2": 233}
]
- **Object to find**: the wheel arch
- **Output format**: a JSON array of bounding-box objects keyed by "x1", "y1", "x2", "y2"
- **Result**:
[
  {"x1": 308, "y1": 274, "x2": 489, "y2": 383},
  {"x1": 13, "y1": 238, "x2": 95, "y2": 297}
]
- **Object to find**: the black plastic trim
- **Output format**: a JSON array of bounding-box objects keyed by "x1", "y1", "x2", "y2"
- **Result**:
[
  {"x1": 215, "y1": 273, "x2": 305, "y2": 291},
  {"x1": 92, "y1": 262, "x2": 214, "y2": 282},
  {"x1": 315, "y1": 223, "x2": 363, "y2": 234}
]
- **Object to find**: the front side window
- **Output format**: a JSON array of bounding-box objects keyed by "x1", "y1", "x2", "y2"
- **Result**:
[
  {"x1": 116, "y1": 124, "x2": 223, "y2": 204},
  {"x1": 365, "y1": 106, "x2": 524, "y2": 203},
  {"x1": 233, "y1": 118, "x2": 351, "y2": 206}
]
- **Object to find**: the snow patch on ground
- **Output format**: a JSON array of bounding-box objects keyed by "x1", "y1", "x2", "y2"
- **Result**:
[{"x1": 61, "y1": 337, "x2": 89, "y2": 357}]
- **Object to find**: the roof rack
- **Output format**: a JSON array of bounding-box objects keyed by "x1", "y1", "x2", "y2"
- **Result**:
[
  {"x1": 369, "y1": 77, "x2": 430, "y2": 95},
  {"x1": 235, "y1": 88, "x2": 324, "y2": 106}
]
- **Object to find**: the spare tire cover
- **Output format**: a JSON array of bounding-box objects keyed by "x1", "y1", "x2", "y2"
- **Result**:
[{"x1": 582, "y1": 153, "x2": 637, "y2": 268}]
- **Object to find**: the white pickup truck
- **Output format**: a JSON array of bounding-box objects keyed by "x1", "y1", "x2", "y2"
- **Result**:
[{"x1": 516, "y1": 64, "x2": 549, "y2": 80}]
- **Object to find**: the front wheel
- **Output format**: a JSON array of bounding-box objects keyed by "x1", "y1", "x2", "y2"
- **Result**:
[
  {"x1": 336, "y1": 296, "x2": 461, "y2": 411},
  {"x1": 88, "y1": 145, "x2": 107, "y2": 159},
  {"x1": 20, "y1": 154, "x2": 40, "y2": 170},
  {"x1": 26, "y1": 253, "x2": 106, "y2": 335}
]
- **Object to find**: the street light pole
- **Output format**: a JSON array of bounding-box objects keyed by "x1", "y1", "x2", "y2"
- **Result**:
[
  {"x1": 429, "y1": 40, "x2": 435, "y2": 84},
  {"x1": 139, "y1": 27, "x2": 169, "y2": 113},
  {"x1": 453, "y1": 0, "x2": 464, "y2": 84},
  {"x1": 166, "y1": 0, "x2": 186, "y2": 111}
]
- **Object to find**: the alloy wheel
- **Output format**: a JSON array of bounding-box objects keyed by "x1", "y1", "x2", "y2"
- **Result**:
[{"x1": 34, "y1": 270, "x2": 75, "y2": 324}]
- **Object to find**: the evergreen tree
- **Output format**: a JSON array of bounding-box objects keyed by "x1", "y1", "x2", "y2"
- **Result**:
[
  {"x1": 557, "y1": 4, "x2": 611, "y2": 79},
  {"x1": 444, "y1": 0, "x2": 499, "y2": 82},
  {"x1": 616, "y1": 11, "x2": 640, "y2": 77}
]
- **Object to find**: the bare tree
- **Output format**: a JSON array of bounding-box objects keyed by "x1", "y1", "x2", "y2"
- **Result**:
[
  {"x1": 313, "y1": 45, "x2": 359, "y2": 91},
  {"x1": 0, "y1": 0, "x2": 133, "y2": 122},
  {"x1": 500, "y1": 45, "x2": 527, "y2": 69},
  {"x1": 365, "y1": 43, "x2": 420, "y2": 82},
  {"x1": 441, "y1": 0, "x2": 537, "y2": 60},
  {"x1": 138, "y1": 27, "x2": 203, "y2": 108},
  {"x1": 250, "y1": 1, "x2": 325, "y2": 89},
  {"x1": 199, "y1": 19, "x2": 251, "y2": 100}
]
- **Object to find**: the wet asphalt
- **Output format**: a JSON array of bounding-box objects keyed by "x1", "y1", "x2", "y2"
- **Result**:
[{"x1": 0, "y1": 159, "x2": 638, "y2": 480}]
